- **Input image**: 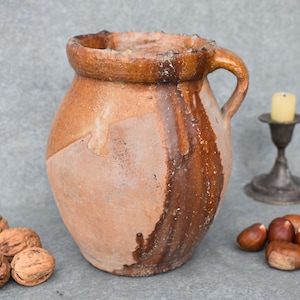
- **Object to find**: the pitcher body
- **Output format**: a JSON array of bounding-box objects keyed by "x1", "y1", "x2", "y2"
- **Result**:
[{"x1": 46, "y1": 31, "x2": 248, "y2": 276}]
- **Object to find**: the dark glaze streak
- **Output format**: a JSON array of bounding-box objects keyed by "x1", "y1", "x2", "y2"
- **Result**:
[{"x1": 114, "y1": 81, "x2": 224, "y2": 276}]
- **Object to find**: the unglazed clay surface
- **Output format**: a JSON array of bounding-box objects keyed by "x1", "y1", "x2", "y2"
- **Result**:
[
  {"x1": 47, "y1": 114, "x2": 167, "y2": 271},
  {"x1": 46, "y1": 31, "x2": 248, "y2": 276}
]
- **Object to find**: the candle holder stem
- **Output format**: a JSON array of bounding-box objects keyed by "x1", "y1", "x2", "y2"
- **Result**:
[{"x1": 244, "y1": 113, "x2": 300, "y2": 205}]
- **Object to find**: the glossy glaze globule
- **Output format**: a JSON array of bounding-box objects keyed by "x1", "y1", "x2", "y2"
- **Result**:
[{"x1": 46, "y1": 31, "x2": 249, "y2": 276}]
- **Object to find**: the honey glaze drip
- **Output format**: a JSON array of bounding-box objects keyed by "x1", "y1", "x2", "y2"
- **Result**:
[{"x1": 114, "y1": 82, "x2": 224, "y2": 276}]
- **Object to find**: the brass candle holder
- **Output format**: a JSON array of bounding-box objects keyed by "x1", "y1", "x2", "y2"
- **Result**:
[{"x1": 244, "y1": 113, "x2": 300, "y2": 205}]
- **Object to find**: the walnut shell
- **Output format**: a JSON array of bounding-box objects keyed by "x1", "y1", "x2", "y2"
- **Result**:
[
  {"x1": 0, "y1": 216, "x2": 9, "y2": 233},
  {"x1": 11, "y1": 247, "x2": 55, "y2": 286},
  {"x1": 0, "y1": 253, "x2": 11, "y2": 287},
  {"x1": 0, "y1": 228, "x2": 42, "y2": 261}
]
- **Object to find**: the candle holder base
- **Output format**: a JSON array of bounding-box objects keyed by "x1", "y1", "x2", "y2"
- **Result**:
[
  {"x1": 245, "y1": 175, "x2": 300, "y2": 205},
  {"x1": 244, "y1": 113, "x2": 300, "y2": 205}
]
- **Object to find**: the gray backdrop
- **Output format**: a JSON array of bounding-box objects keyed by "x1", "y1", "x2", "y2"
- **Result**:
[{"x1": 1, "y1": 1, "x2": 300, "y2": 299}]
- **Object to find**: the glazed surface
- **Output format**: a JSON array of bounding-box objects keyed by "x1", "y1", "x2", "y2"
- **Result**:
[{"x1": 66, "y1": 31, "x2": 213, "y2": 83}]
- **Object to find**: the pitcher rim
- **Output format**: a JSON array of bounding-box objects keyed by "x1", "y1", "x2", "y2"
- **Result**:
[{"x1": 66, "y1": 31, "x2": 217, "y2": 83}]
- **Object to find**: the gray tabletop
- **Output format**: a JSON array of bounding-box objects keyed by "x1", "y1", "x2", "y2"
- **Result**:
[{"x1": 1, "y1": 1, "x2": 300, "y2": 299}]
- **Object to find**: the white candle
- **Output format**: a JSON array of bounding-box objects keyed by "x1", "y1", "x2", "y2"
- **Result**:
[{"x1": 271, "y1": 92, "x2": 296, "y2": 123}]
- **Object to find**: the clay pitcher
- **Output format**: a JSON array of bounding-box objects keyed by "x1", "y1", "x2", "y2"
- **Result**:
[{"x1": 46, "y1": 31, "x2": 249, "y2": 276}]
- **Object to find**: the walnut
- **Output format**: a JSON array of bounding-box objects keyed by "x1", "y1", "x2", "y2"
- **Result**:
[
  {"x1": 0, "y1": 253, "x2": 11, "y2": 287},
  {"x1": 11, "y1": 247, "x2": 55, "y2": 286},
  {"x1": 0, "y1": 228, "x2": 42, "y2": 261},
  {"x1": 0, "y1": 216, "x2": 9, "y2": 233}
]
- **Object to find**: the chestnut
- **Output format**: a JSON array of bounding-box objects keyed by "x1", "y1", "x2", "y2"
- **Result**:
[
  {"x1": 237, "y1": 223, "x2": 267, "y2": 251},
  {"x1": 294, "y1": 227, "x2": 300, "y2": 245},
  {"x1": 266, "y1": 240, "x2": 300, "y2": 271},
  {"x1": 267, "y1": 217, "x2": 295, "y2": 243},
  {"x1": 283, "y1": 214, "x2": 300, "y2": 234}
]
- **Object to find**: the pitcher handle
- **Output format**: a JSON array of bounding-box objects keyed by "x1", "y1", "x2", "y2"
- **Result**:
[{"x1": 207, "y1": 47, "x2": 249, "y2": 122}]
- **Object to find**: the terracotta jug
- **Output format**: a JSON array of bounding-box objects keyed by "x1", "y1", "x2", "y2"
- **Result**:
[{"x1": 46, "y1": 31, "x2": 249, "y2": 276}]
